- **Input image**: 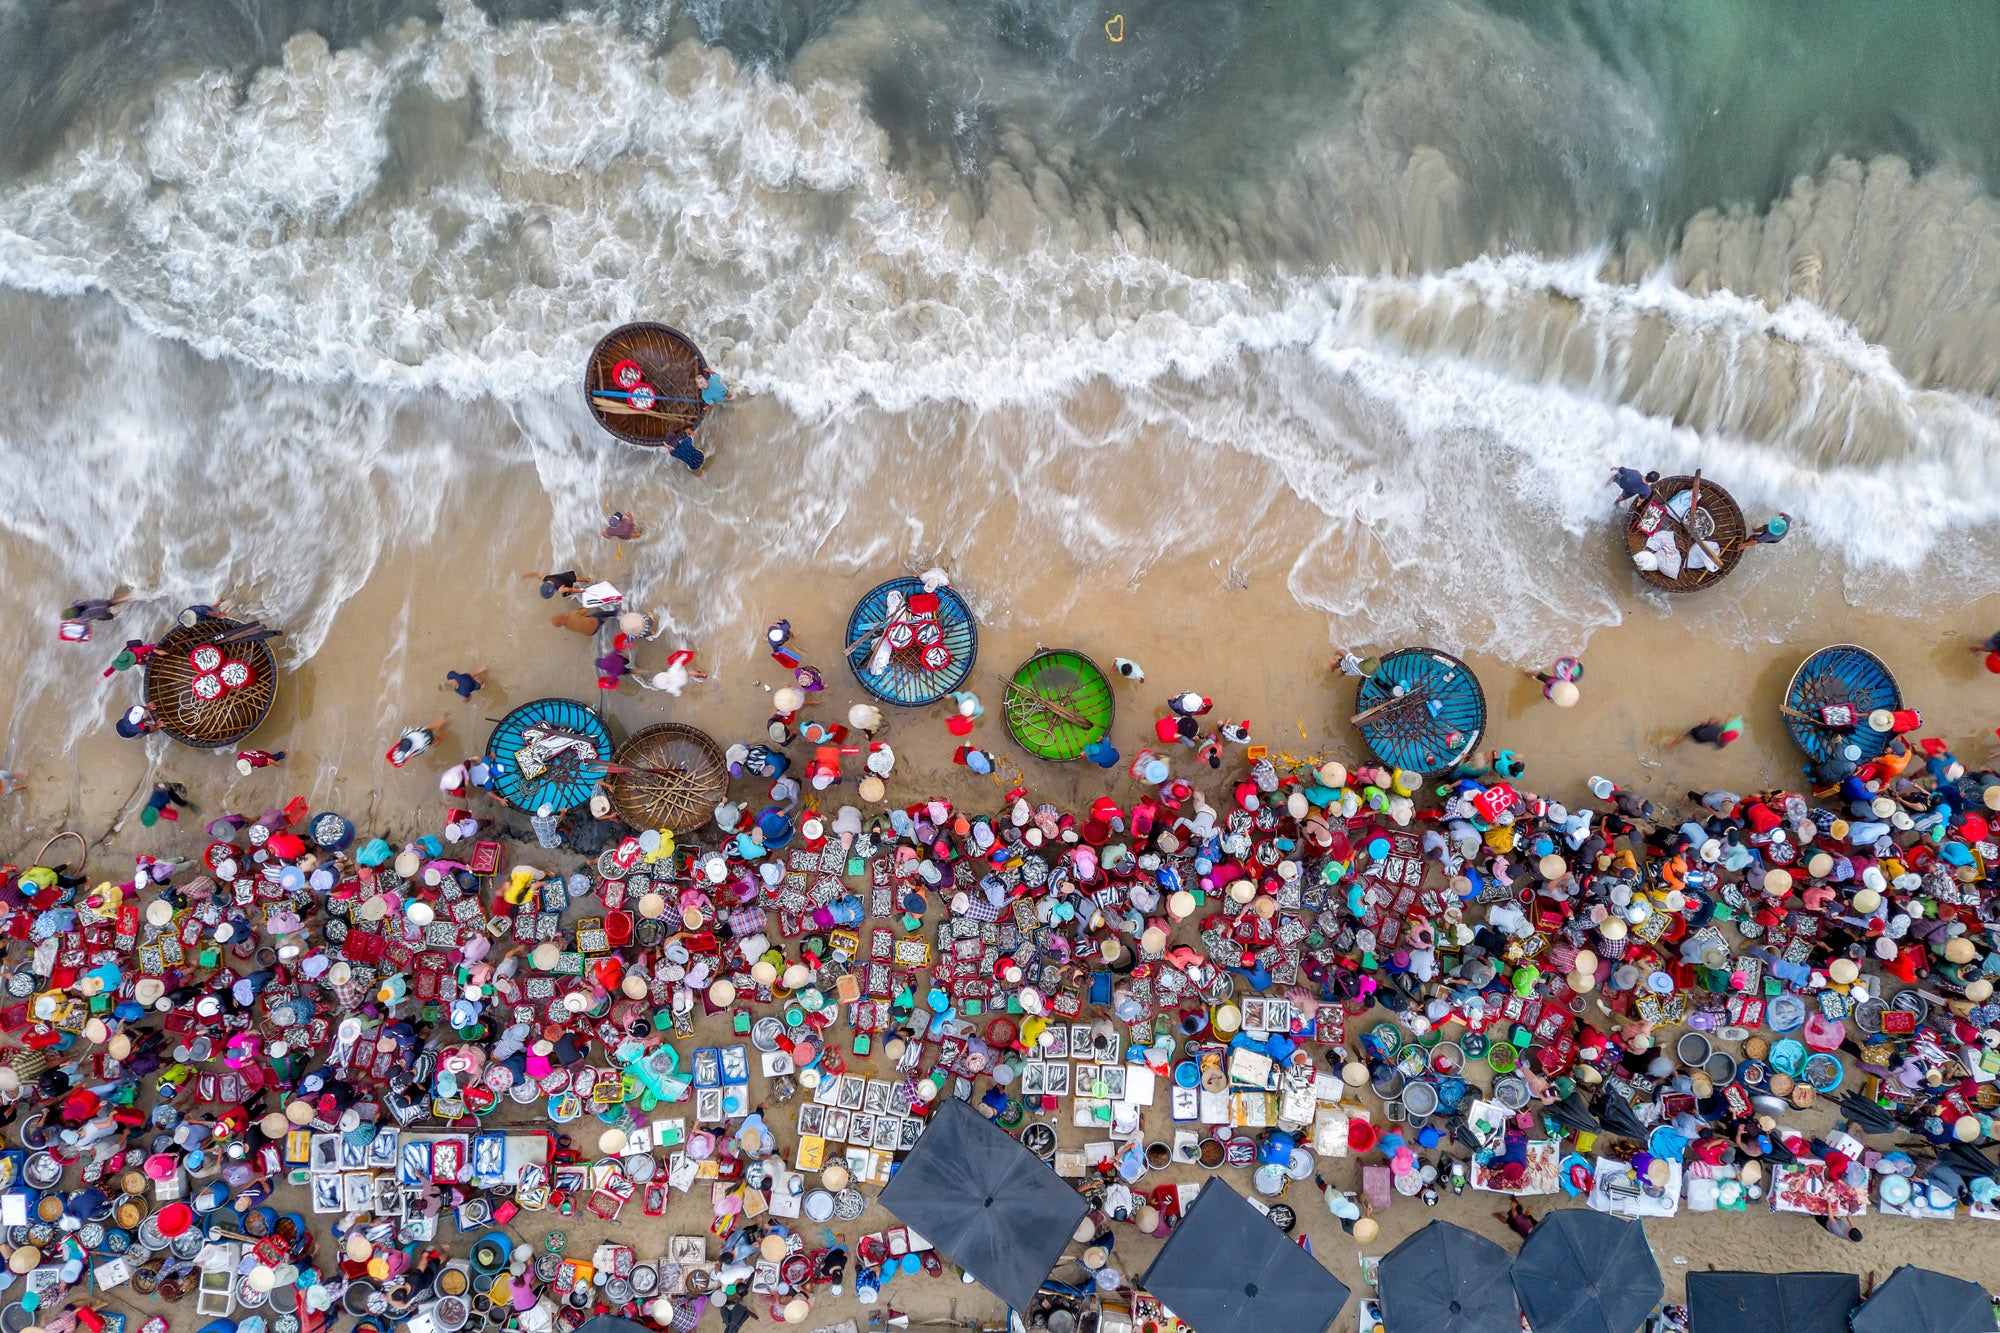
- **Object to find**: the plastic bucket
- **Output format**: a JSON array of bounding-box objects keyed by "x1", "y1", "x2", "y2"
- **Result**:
[
  {"x1": 1173, "y1": 1061, "x2": 1200, "y2": 1089},
  {"x1": 469, "y1": 1233, "x2": 513, "y2": 1276},
  {"x1": 155, "y1": 1202, "x2": 195, "y2": 1238},
  {"x1": 1675, "y1": 1032, "x2": 1712, "y2": 1069},
  {"x1": 344, "y1": 1281, "x2": 379, "y2": 1316}
]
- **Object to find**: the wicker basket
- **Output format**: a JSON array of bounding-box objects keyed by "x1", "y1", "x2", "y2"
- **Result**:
[
  {"x1": 1623, "y1": 474, "x2": 1748, "y2": 592},
  {"x1": 583, "y1": 322, "x2": 710, "y2": 446},
  {"x1": 142, "y1": 618, "x2": 278, "y2": 748},
  {"x1": 605, "y1": 723, "x2": 727, "y2": 834}
]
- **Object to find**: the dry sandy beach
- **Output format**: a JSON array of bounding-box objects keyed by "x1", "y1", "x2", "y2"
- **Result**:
[{"x1": 7, "y1": 493, "x2": 2000, "y2": 1329}]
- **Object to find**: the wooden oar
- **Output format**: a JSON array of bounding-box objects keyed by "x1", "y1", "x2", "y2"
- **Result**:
[
  {"x1": 844, "y1": 620, "x2": 887, "y2": 655},
  {"x1": 1682, "y1": 471, "x2": 1726, "y2": 577},
  {"x1": 1649, "y1": 477, "x2": 1724, "y2": 574},
  {"x1": 580, "y1": 758, "x2": 688, "y2": 781},
  {"x1": 592, "y1": 399, "x2": 699, "y2": 418},
  {"x1": 1351, "y1": 682, "x2": 1433, "y2": 726},
  {"x1": 845, "y1": 592, "x2": 909, "y2": 660},
  {"x1": 999, "y1": 676, "x2": 1092, "y2": 730}
]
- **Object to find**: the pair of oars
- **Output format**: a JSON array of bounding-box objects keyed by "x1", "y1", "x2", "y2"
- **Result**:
[
  {"x1": 1648, "y1": 470, "x2": 1724, "y2": 577},
  {"x1": 592, "y1": 397, "x2": 701, "y2": 419},
  {"x1": 1350, "y1": 680, "x2": 1437, "y2": 726},
  {"x1": 999, "y1": 675, "x2": 1094, "y2": 730},
  {"x1": 582, "y1": 756, "x2": 694, "y2": 781}
]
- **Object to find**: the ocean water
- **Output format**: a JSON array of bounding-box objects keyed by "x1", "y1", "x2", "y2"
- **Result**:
[{"x1": 3, "y1": 0, "x2": 2000, "y2": 759}]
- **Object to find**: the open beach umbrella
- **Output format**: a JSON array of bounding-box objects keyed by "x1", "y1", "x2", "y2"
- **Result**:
[
  {"x1": 1851, "y1": 1266, "x2": 1996, "y2": 1333},
  {"x1": 1685, "y1": 1271, "x2": 1859, "y2": 1333},
  {"x1": 1137, "y1": 1180, "x2": 1349, "y2": 1333},
  {"x1": 1511, "y1": 1211, "x2": 1662, "y2": 1333},
  {"x1": 1378, "y1": 1220, "x2": 1519, "y2": 1333},
  {"x1": 876, "y1": 1098, "x2": 1088, "y2": 1313}
]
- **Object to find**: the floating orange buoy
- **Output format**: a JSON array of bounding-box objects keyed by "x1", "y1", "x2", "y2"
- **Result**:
[{"x1": 1986, "y1": 651, "x2": 2000, "y2": 673}]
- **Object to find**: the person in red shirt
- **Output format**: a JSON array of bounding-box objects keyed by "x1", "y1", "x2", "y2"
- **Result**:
[{"x1": 235, "y1": 749, "x2": 286, "y2": 774}]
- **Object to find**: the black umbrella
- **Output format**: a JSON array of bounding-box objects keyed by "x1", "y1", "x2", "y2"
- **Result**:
[
  {"x1": 1763, "y1": 1133, "x2": 1800, "y2": 1166},
  {"x1": 1944, "y1": 1142, "x2": 2000, "y2": 1182},
  {"x1": 1686, "y1": 1271, "x2": 1860, "y2": 1333},
  {"x1": 1839, "y1": 1092, "x2": 1899, "y2": 1136},
  {"x1": 1596, "y1": 1092, "x2": 1651, "y2": 1143},
  {"x1": 1138, "y1": 1180, "x2": 1349, "y2": 1333},
  {"x1": 1546, "y1": 1090, "x2": 1604, "y2": 1137},
  {"x1": 1851, "y1": 1266, "x2": 1996, "y2": 1333},
  {"x1": 1512, "y1": 1211, "x2": 1662, "y2": 1333},
  {"x1": 876, "y1": 1097, "x2": 1089, "y2": 1312},
  {"x1": 1378, "y1": 1220, "x2": 1520, "y2": 1333}
]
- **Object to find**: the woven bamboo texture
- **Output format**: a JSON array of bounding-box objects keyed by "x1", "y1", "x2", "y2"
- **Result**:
[{"x1": 142, "y1": 619, "x2": 278, "y2": 748}]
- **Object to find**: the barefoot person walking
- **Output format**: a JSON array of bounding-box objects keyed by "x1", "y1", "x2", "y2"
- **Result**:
[{"x1": 388, "y1": 717, "x2": 449, "y2": 768}]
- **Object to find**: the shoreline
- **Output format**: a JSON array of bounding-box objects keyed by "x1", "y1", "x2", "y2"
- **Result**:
[{"x1": 12, "y1": 536, "x2": 1999, "y2": 868}]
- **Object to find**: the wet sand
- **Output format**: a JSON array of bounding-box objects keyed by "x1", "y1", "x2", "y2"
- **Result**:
[{"x1": 3, "y1": 426, "x2": 1997, "y2": 854}]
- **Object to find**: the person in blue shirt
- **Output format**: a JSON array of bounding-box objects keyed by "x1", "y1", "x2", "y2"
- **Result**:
[
  {"x1": 665, "y1": 430, "x2": 704, "y2": 474},
  {"x1": 698, "y1": 369, "x2": 731, "y2": 406},
  {"x1": 1607, "y1": 467, "x2": 1659, "y2": 504},
  {"x1": 444, "y1": 668, "x2": 485, "y2": 699}
]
